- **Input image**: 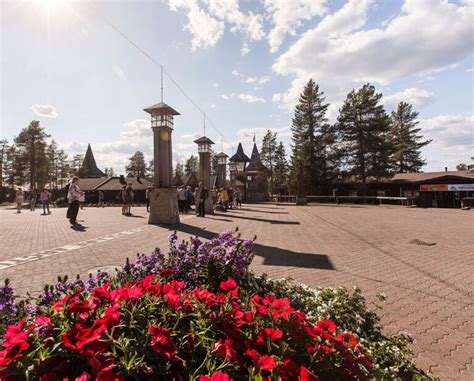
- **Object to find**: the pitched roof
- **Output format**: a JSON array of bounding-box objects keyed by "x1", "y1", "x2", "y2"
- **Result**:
[
  {"x1": 81, "y1": 144, "x2": 105, "y2": 178},
  {"x1": 77, "y1": 177, "x2": 109, "y2": 191},
  {"x1": 391, "y1": 170, "x2": 474, "y2": 183},
  {"x1": 229, "y1": 142, "x2": 250, "y2": 162},
  {"x1": 193, "y1": 136, "x2": 215, "y2": 145},
  {"x1": 143, "y1": 102, "x2": 180, "y2": 115},
  {"x1": 215, "y1": 152, "x2": 228, "y2": 159},
  {"x1": 246, "y1": 143, "x2": 262, "y2": 172},
  {"x1": 95, "y1": 177, "x2": 153, "y2": 191}
]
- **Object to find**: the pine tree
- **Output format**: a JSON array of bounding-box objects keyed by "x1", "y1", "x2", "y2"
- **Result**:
[
  {"x1": 0, "y1": 139, "x2": 9, "y2": 186},
  {"x1": 47, "y1": 140, "x2": 59, "y2": 189},
  {"x1": 148, "y1": 160, "x2": 154, "y2": 179},
  {"x1": 14, "y1": 120, "x2": 50, "y2": 189},
  {"x1": 71, "y1": 154, "x2": 84, "y2": 176},
  {"x1": 390, "y1": 101, "x2": 431, "y2": 173},
  {"x1": 185, "y1": 155, "x2": 199, "y2": 176},
  {"x1": 456, "y1": 163, "x2": 468, "y2": 171},
  {"x1": 336, "y1": 84, "x2": 392, "y2": 193},
  {"x1": 56, "y1": 149, "x2": 70, "y2": 188},
  {"x1": 104, "y1": 168, "x2": 116, "y2": 177},
  {"x1": 174, "y1": 163, "x2": 184, "y2": 177},
  {"x1": 273, "y1": 141, "x2": 289, "y2": 191},
  {"x1": 126, "y1": 151, "x2": 148, "y2": 178},
  {"x1": 260, "y1": 130, "x2": 278, "y2": 192},
  {"x1": 291, "y1": 79, "x2": 331, "y2": 194}
]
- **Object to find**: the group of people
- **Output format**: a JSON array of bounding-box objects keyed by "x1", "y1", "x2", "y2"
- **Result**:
[
  {"x1": 176, "y1": 185, "x2": 194, "y2": 214},
  {"x1": 15, "y1": 188, "x2": 52, "y2": 215},
  {"x1": 214, "y1": 187, "x2": 242, "y2": 212}
]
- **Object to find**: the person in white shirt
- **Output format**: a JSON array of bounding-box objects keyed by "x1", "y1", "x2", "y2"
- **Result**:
[{"x1": 67, "y1": 177, "x2": 82, "y2": 225}]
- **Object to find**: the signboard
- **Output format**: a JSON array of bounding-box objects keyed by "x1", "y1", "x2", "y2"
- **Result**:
[
  {"x1": 420, "y1": 184, "x2": 474, "y2": 192},
  {"x1": 420, "y1": 184, "x2": 448, "y2": 192},
  {"x1": 447, "y1": 184, "x2": 474, "y2": 191}
]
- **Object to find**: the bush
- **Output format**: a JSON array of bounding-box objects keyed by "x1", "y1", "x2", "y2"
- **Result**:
[{"x1": 0, "y1": 230, "x2": 435, "y2": 380}]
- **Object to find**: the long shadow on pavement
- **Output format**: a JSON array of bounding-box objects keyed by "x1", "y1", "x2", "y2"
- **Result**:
[
  {"x1": 219, "y1": 212, "x2": 300, "y2": 225},
  {"x1": 173, "y1": 223, "x2": 333, "y2": 271}
]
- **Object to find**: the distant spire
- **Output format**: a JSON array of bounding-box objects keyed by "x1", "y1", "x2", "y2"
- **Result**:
[
  {"x1": 80, "y1": 144, "x2": 105, "y2": 178},
  {"x1": 253, "y1": 133, "x2": 256, "y2": 143}
]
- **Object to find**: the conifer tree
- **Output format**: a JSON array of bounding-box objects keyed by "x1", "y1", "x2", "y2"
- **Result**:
[
  {"x1": 126, "y1": 151, "x2": 148, "y2": 178},
  {"x1": 390, "y1": 101, "x2": 431, "y2": 173},
  {"x1": 336, "y1": 84, "x2": 392, "y2": 193},
  {"x1": 174, "y1": 162, "x2": 184, "y2": 177},
  {"x1": 14, "y1": 120, "x2": 50, "y2": 189},
  {"x1": 185, "y1": 155, "x2": 199, "y2": 176},
  {"x1": 104, "y1": 167, "x2": 116, "y2": 178},
  {"x1": 273, "y1": 141, "x2": 288, "y2": 191},
  {"x1": 260, "y1": 130, "x2": 278, "y2": 192},
  {"x1": 290, "y1": 79, "x2": 331, "y2": 194},
  {"x1": 0, "y1": 139, "x2": 9, "y2": 186}
]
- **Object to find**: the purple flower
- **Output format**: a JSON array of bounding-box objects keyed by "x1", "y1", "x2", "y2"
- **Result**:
[{"x1": 168, "y1": 232, "x2": 178, "y2": 243}]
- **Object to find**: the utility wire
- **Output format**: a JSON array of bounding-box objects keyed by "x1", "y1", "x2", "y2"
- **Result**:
[{"x1": 99, "y1": 13, "x2": 235, "y2": 152}]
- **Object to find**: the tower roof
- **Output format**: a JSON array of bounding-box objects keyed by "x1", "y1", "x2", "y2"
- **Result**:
[
  {"x1": 229, "y1": 142, "x2": 250, "y2": 162},
  {"x1": 246, "y1": 143, "x2": 262, "y2": 172},
  {"x1": 81, "y1": 144, "x2": 105, "y2": 178},
  {"x1": 193, "y1": 136, "x2": 215, "y2": 145},
  {"x1": 143, "y1": 102, "x2": 180, "y2": 116},
  {"x1": 215, "y1": 152, "x2": 228, "y2": 158}
]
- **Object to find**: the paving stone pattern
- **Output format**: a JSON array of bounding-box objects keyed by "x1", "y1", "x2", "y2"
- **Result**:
[{"x1": 0, "y1": 204, "x2": 473, "y2": 380}]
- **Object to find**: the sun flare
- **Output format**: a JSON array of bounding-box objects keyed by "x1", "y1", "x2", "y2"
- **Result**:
[{"x1": 32, "y1": 0, "x2": 68, "y2": 13}]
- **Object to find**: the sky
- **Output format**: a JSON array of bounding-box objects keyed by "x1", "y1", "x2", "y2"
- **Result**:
[{"x1": 1, "y1": 0, "x2": 473, "y2": 175}]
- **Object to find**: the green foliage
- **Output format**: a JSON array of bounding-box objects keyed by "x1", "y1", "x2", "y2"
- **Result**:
[
  {"x1": 273, "y1": 142, "x2": 288, "y2": 192},
  {"x1": 185, "y1": 155, "x2": 199, "y2": 176},
  {"x1": 390, "y1": 102, "x2": 431, "y2": 173},
  {"x1": 125, "y1": 151, "x2": 148, "y2": 178},
  {"x1": 260, "y1": 131, "x2": 278, "y2": 192},
  {"x1": 336, "y1": 84, "x2": 392, "y2": 193}
]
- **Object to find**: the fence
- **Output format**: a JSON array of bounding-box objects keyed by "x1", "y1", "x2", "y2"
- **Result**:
[{"x1": 269, "y1": 195, "x2": 415, "y2": 206}]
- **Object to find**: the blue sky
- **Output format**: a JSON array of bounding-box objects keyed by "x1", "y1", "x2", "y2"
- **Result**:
[{"x1": 1, "y1": 0, "x2": 473, "y2": 174}]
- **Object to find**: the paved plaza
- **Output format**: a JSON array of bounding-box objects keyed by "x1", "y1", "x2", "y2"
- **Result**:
[{"x1": 0, "y1": 203, "x2": 473, "y2": 380}]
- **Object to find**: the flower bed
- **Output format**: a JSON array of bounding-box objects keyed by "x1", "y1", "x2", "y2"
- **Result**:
[{"x1": 0, "y1": 230, "x2": 434, "y2": 380}]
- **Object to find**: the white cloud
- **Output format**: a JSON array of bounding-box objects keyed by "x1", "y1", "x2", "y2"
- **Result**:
[
  {"x1": 168, "y1": 0, "x2": 263, "y2": 51},
  {"x1": 120, "y1": 119, "x2": 152, "y2": 139},
  {"x1": 31, "y1": 104, "x2": 58, "y2": 118},
  {"x1": 169, "y1": 0, "x2": 224, "y2": 50},
  {"x1": 180, "y1": 133, "x2": 202, "y2": 140},
  {"x1": 420, "y1": 114, "x2": 473, "y2": 171},
  {"x1": 231, "y1": 69, "x2": 240, "y2": 76},
  {"x1": 220, "y1": 93, "x2": 235, "y2": 100},
  {"x1": 212, "y1": 82, "x2": 220, "y2": 89},
  {"x1": 273, "y1": 0, "x2": 473, "y2": 110},
  {"x1": 263, "y1": 0, "x2": 328, "y2": 53},
  {"x1": 238, "y1": 94, "x2": 266, "y2": 103},
  {"x1": 245, "y1": 75, "x2": 271, "y2": 85},
  {"x1": 382, "y1": 88, "x2": 434, "y2": 112},
  {"x1": 419, "y1": 114, "x2": 473, "y2": 148},
  {"x1": 241, "y1": 41, "x2": 250, "y2": 56}
]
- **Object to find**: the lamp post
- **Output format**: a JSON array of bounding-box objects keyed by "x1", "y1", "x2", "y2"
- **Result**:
[
  {"x1": 194, "y1": 136, "x2": 215, "y2": 215},
  {"x1": 143, "y1": 101, "x2": 180, "y2": 224},
  {"x1": 215, "y1": 152, "x2": 228, "y2": 189}
]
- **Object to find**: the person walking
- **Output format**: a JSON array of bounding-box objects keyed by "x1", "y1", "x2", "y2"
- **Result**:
[
  {"x1": 124, "y1": 182, "x2": 134, "y2": 216},
  {"x1": 40, "y1": 188, "x2": 51, "y2": 215},
  {"x1": 184, "y1": 186, "x2": 192, "y2": 213},
  {"x1": 194, "y1": 182, "x2": 208, "y2": 217},
  {"x1": 98, "y1": 191, "x2": 105, "y2": 208},
  {"x1": 29, "y1": 190, "x2": 37, "y2": 212},
  {"x1": 145, "y1": 187, "x2": 150, "y2": 212},
  {"x1": 235, "y1": 188, "x2": 242, "y2": 209},
  {"x1": 79, "y1": 191, "x2": 86, "y2": 210},
  {"x1": 67, "y1": 177, "x2": 82, "y2": 225},
  {"x1": 15, "y1": 188, "x2": 24, "y2": 213},
  {"x1": 177, "y1": 186, "x2": 185, "y2": 213}
]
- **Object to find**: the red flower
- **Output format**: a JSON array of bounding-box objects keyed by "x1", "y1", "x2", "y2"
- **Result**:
[
  {"x1": 213, "y1": 338, "x2": 240, "y2": 362},
  {"x1": 335, "y1": 332, "x2": 358, "y2": 349},
  {"x1": 53, "y1": 289, "x2": 83, "y2": 312},
  {"x1": 316, "y1": 320, "x2": 336, "y2": 334},
  {"x1": 74, "y1": 372, "x2": 92, "y2": 380},
  {"x1": 149, "y1": 326, "x2": 176, "y2": 359},
  {"x1": 220, "y1": 278, "x2": 237, "y2": 291},
  {"x1": 0, "y1": 321, "x2": 32, "y2": 367},
  {"x1": 161, "y1": 268, "x2": 175, "y2": 276},
  {"x1": 0, "y1": 340, "x2": 29, "y2": 367},
  {"x1": 34, "y1": 316, "x2": 52, "y2": 327},
  {"x1": 278, "y1": 359, "x2": 299, "y2": 381},
  {"x1": 199, "y1": 373, "x2": 233, "y2": 381},
  {"x1": 68, "y1": 299, "x2": 91, "y2": 314},
  {"x1": 96, "y1": 365, "x2": 123, "y2": 381},
  {"x1": 261, "y1": 328, "x2": 283, "y2": 341},
  {"x1": 246, "y1": 349, "x2": 276, "y2": 372},
  {"x1": 300, "y1": 366, "x2": 319, "y2": 381}
]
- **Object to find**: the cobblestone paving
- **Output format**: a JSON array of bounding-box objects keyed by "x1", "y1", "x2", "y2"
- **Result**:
[{"x1": 0, "y1": 203, "x2": 473, "y2": 380}]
